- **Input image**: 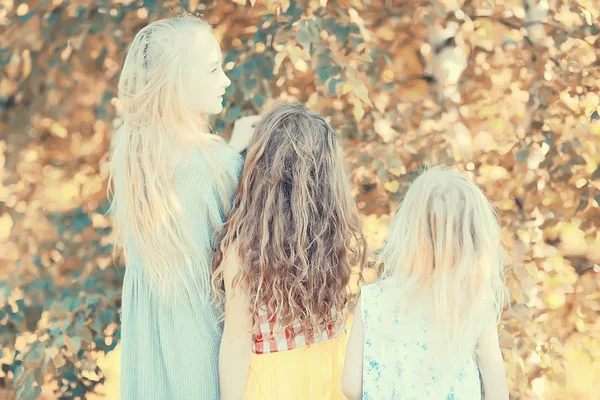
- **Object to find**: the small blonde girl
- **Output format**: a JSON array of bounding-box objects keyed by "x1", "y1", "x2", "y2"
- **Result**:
[{"x1": 343, "y1": 166, "x2": 510, "y2": 400}]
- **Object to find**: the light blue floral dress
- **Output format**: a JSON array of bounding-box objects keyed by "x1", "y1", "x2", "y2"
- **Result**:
[{"x1": 360, "y1": 281, "x2": 482, "y2": 400}]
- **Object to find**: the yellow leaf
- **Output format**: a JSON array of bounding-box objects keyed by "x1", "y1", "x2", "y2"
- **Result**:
[
  {"x1": 0, "y1": 214, "x2": 13, "y2": 242},
  {"x1": 50, "y1": 122, "x2": 68, "y2": 139},
  {"x1": 45, "y1": 347, "x2": 59, "y2": 360},
  {"x1": 524, "y1": 262, "x2": 538, "y2": 280},
  {"x1": 511, "y1": 288, "x2": 524, "y2": 303},
  {"x1": 272, "y1": 0, "x2": 291, "y2": 13},
  {"x1": 353, "y1": 103, "x2": 364, "y2": 122},
  {"x1": 374, "y1": 119, "x2": 396, "y2": 143},
  {"x1": 517, "y1": 229, "x2": 531, "y2": 246},
  {"x1": 97, "y1": 255, "x2": 113, "y2": 270},
  {"x1": 531, "y1": 377, "x2": 548, "y2": 398},
  {"x1": 384, "y1": 181, "x2": 399, "y2": 193},
  {"x1": 452, "y1": 122, "x2": 473, "y2": 161},
  {"x1": 342, "y1": 82, "x2": 353, "y2": 95},
  {"x1": 0, "y1": 79, "x2": 17, "y2": 96},
  {"x1": 64, "y1": 335, "x2": 77, "y2": 354},
  {"x1": 92, "y1": 214, "x2": 111, "y2": 229},
  {"x1": 480, "y1": 165, "x2": 509, "y2": 181},
  {"x1": 42, "y1": 182, "x2": 79, "y2": 212},
  {"x1": 353, "y1": 83, "x2": 372, "y2": 106},
  {"x1": 382, "y1": 69, "x2": 394, "y2": 83},
  {"x1": 60, "y1": 43, "x2": 73, "y2": 61},
  {"x1": 545, "y1": 290, "x2": 566, "y2": 310},
  {"x1": 287, "y1": 46, "x2": 305, "y2": 62},
  {"x1": 581, "y1": 92, "x2": 599, "y2": 114},
  {"x1": 559, "y1": 223, "x2": 588, "y2": 256},
  {"x1": 273, "y1": 52, "x2": 287, "y2": 73},
  {"x1": 53, "y1": 353, "x2": 66, "y2": 368},
  {"x1": 22, "y1": 49, "x2": 32, "y2": 78},
  {"x1": 560, "y1": 91, "x2": 580, "y2": 112},
  {"x1": 389, "y1": 166, "x2": 404, "y2": 177},
  {"x1": 473, "y1": 130, "x2": 497, "y2": 152},
  {"x1": 477, "y1": 104, "x2": 498, "y2": 118},
  {"x1": 16, "y1": 4, "x2": 29, "y2": 15},
  {"x1": 293, "y1": 58, "x2": 308, "y2": 72}
]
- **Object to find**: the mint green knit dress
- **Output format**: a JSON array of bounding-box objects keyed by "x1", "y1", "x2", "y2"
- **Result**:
[{"x1": 119, "y1": 145, "x2": 243, "y2": 400}]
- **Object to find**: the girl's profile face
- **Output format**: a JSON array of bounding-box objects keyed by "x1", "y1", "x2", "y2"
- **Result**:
[{"x1": 182, "y1": 29, "x2": 231, "y2": 115}]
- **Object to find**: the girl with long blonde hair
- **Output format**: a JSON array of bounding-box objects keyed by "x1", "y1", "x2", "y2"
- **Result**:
[
  {"x1": 109, "y1": 15, "x2": 257, "y2": 399},
  {"x1": 212, "y1": 103, "x2": 367, "y2": 399},
  {"x1": 342, "y1": 166, "x2": 510, "y2": 400}
]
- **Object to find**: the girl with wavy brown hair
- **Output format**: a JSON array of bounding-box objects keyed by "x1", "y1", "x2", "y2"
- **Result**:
[{"x1": 212, "y1": 102, "x2": 367, "y2": 399}]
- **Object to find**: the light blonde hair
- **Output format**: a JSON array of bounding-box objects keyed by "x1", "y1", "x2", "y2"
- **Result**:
[
  {"x1": 212, "y1": 103, "x2": 367, "y2": 336},
  {"x1": 377, "y1": 166, "x2": 508, "y2": 369},
  {"x1": 108, "y1": 15, "x2": 225, "y2": 303}
]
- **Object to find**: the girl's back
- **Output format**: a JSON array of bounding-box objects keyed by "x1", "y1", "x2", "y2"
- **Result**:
[
  {"x1": 214, "y1": 103, "x2": 367, "y2": 400},
  {"x1": 120, "y1": 145, "x2": 242, "y2": 399},
  {"x1": 110, "y1": 14, "x2": 243, "y2": 400},
  {"x1": 342, "y1": 166, "x2": 510, "y2": 400},
  {"x1": 360, "y1": 281, "x2": 481, "y2": 400}
]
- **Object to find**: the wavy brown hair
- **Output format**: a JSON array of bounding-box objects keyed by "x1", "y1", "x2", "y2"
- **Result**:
[{"x1": 212, "y1": 103, "x2": 367, "y2": 336}]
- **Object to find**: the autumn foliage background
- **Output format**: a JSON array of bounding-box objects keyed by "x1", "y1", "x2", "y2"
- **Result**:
[{"x1": 1, "y1": 0, "x2": 599, "y2": 399}]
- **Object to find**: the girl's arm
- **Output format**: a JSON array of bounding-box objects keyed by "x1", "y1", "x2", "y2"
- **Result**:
[
  {"x1": 477, "y1": 314, "x2": 509, "y2": 400},
  {"x1": 229, "y1": 115, "x2": 261, "y2": 153},
  {"x1": 219, "y1": 245, "x2": 253, "y2": 400},
  {"x1": 341, "y1": 297, "x2": 365, "y2": 400}
]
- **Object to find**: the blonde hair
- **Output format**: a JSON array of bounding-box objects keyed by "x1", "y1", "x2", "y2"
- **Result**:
[
  {"x1": 212, "y1": 103, "x2": 367, "y2": 336},
  {"x1": 377, "y1": 166, "x2": 508, "y2": 367},
  {"x1": 108, "y1": 15, "x2": 225, "y2": 303}
]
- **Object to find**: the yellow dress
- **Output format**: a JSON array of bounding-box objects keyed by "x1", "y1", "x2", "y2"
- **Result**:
[{"x1": 243, "y1": 325, "x2": 350, "y2": 399}]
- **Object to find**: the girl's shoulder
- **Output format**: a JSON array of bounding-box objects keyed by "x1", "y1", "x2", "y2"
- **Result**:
[
  {"x1": 360, "y1": 279, "x2": 387, "y2": 299},
  {"x1": 359, "y1": 280, "x2": 388, "y2": 312},
  {"x1": 187, "y1": 144, "x2": 243, "y2": 178},
  {"x1": 189, "y1": 143, "x2": 242, "y2": 165},
  {"x1": 358, "y1": 280, "x2": 390, "y2": 331}
]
